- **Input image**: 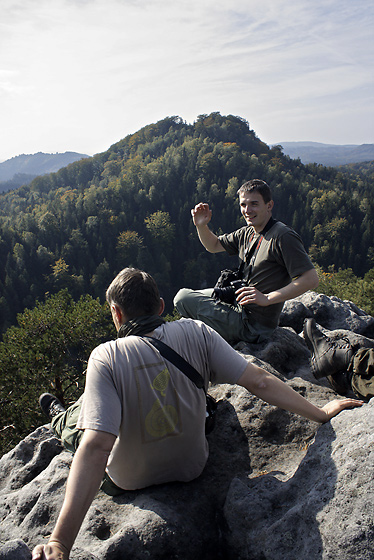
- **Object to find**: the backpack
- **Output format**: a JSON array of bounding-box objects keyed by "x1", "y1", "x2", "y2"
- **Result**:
[{"x1": 349, "y1": 347, "x2": 374, "y2": 402}]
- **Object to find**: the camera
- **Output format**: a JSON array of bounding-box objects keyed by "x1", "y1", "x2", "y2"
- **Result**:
[{"x1": 213, "y1": 279, "x2": 246, "y2": 304}]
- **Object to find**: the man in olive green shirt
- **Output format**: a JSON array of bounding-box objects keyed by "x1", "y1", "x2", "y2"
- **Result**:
[{"x1": 174, "y1": 179, "x2": 319, "y2": 344}]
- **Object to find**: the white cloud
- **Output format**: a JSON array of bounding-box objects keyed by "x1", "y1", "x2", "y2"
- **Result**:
[{"x1": 0, "y1": 0, "x2": 373, "y2": 160}]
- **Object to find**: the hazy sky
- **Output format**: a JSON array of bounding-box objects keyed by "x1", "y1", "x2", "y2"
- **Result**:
[{"x1": 1, "y1": 0, "x2": 373, "y2": 161}]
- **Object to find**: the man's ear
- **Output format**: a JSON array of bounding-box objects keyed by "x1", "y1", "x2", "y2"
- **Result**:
[
  {"x1": 268, "y1": 200, "x2": 274, "y2": 211},
  {"x1": 111, "y1": 303, "x2": 124, "y2": 329},
  {"x1": 158, "y1": 298, "x2": 165, "y2": 316}
]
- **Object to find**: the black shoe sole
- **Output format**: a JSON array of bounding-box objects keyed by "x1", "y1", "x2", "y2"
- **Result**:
[{"x1": 39, "y1": 393, "x2": 65, "y2": 420}]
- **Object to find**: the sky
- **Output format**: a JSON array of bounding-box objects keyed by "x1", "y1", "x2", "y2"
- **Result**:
[{"x1": 1, "y1": 0, "x2": 373, "y2": 162}]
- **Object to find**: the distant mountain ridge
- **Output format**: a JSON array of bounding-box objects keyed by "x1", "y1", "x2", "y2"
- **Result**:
[
  {"x1": 276, "y1": 141, "x2": 374, "y2": 166},
  {"x1": 0, "y1": 151, "x2": 89, "y2": 192}
]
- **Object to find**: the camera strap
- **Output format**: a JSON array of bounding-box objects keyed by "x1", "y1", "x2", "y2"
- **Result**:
[{"x1": 243, "y1": 217, "x2": 277, "y2": 281}]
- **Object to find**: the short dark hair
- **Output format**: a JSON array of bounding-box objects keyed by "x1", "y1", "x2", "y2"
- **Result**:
[
  {"x1": 237, "y1": 179, "x2": 272, "y2": 203},
  {"x1": 106, "y1": 268, "x2": 161, "y2": 319}
]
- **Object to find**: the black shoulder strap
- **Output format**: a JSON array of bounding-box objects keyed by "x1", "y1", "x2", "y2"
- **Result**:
[
  {"x1": 242, "y1": 217, "x2": 278, "y2": 281},
  {"x1": 141, "y1": 336, "x2": 205, "y2": 391}
]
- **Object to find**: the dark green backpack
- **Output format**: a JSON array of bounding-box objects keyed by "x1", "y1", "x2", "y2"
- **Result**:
[{"x1": 349, "y1": 347, "x2": 374, "y2": 402}]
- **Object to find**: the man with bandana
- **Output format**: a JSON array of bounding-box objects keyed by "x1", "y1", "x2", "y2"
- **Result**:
[{"x1": 32, "y1": 267, "x2": 362, "y2": 560}]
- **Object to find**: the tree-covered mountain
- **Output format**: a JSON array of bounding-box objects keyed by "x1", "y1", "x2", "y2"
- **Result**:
[
  {"x1": 0, "y1": 112, "x2": 373, "y2": 335},
  {"x1": 0, "y1": 151, "x2": 89, "y2": 193},
  {"x1": 338, "y1": 160, "x2": 374, "y2": 180},
  {"x1": 276, "y1": 141, "x2": 374, "y2": 166}
]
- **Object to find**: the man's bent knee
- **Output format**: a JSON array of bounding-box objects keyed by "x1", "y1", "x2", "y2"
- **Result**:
[
  {"x1": 174, "y1": 288, "x2": 194, "y2": 317},
  {"x1": 173, "y1": 288, "x2": 190, "y2": 307}
]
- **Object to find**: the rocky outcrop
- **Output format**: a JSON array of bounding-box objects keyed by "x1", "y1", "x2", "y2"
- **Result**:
[{"x1": 0, "y1": 292, "x2": 373, "y2": 560}]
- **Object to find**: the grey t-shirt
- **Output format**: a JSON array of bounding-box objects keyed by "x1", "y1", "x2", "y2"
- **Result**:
[
  {"x1": 218, "y1": 221, "x2": 314, "y2": 328},
  {"x1": 77, "y1": 318, "x2": 248, "y2": 490}
]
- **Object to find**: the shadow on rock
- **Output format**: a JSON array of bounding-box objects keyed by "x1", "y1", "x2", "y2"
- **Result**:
[
  {"x1": 223, "y1": 401, "x2": 374, "y2": 560},
  {"x1": 223, "y1": 422, "x2": 338, "y2": 560}
]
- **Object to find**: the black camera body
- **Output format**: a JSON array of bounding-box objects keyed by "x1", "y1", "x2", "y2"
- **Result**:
[{"x1": 213, "y1": 278, "x2": 246, "y2": 304}]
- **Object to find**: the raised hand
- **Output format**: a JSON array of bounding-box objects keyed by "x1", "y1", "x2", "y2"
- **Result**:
[{"x1": 191, "y1": 203, "x2": 212, "y2": 227}]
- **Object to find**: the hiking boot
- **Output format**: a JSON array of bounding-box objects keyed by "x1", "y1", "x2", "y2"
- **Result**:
[
  {"x1": 326, "y1": 370, "x2": 353, "y2": 396},
  {"x1": 39, "y1": 393, "x2": 65, "y2": 421},
  {"x1": 303, "y1": 318, "x2": 353, "y2": 380}
]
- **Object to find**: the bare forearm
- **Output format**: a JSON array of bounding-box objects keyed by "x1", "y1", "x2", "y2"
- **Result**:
[
  {"x1": 196, "y1": 224, "x2": 224, "y2": 253},
  {"x1": 265, "y1": 268, "x2": 319, "y2": 305},
  {"x1": 241, "y1": 365, "x2": 327, "y2": 421},
  {"x1": 238, "y1": 363, "x2": 363, "y2": 423},
  {"x1": 238, "y1": 268, "x2": 319, "y2": 307},
  {"x1": 49, "y1": 443, "x2": 109, "y2": 552}
]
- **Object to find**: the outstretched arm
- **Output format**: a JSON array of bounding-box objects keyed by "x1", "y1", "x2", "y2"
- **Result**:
[
  {"x1": 32, "y1": 429, "x2": 116, "y2": 560},
  {"x1": 237, "y1": 361, "x2": 363, "y2": 423},
  {"x1": 236, "y1": 267, "x2": 319, "y2": 307},
  {"x1": 191, "y1": 203, "x2": 225, "y2": 253}
]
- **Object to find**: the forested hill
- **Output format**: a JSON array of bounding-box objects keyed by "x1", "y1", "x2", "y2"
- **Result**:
[
  {"x1": 0, "y1": 151, "x2": 90, "y2": 193},
  {"x1": 0, "y1": 112, "x2": 373, "y2": 334}
]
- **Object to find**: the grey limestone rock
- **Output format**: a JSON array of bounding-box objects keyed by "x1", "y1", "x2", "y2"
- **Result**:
[
  {"x1": 0, "y1": 540, "x2": 31, "y2": 560},
  {"x1": 223, "y1": 400, "x2": 374, "y2": 560},
  {"x1": 280, "y1": 291, "x2": 374, "y2": 337},
  {"x1": 0, "y1": 292, "x2": 373, "y2": 559}
]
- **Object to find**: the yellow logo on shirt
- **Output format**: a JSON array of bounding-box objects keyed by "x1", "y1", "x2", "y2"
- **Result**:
[
  {"x1": 145, "y1": 398, "x2": 178, "y2": 438},
  {"x1": 150, "y1": 367, "x2": 170, "y2": 397}
]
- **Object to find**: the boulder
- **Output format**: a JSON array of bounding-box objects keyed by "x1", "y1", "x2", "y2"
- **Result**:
[
  {"x1": 0, "y1": 292, "x2": 373, "y2": 559},
  {"x1": 280, "y1": 290, "x2": 374, "y2": 338},
  {"x1": 223, "y1": 401, "x2": 374, "y2": 560}
]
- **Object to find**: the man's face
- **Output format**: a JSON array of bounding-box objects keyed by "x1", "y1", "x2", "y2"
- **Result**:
[{"x1": 239, "y1": 191, "x2": 274, "y2": 232}]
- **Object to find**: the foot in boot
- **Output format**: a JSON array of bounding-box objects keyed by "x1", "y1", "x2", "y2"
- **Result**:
[
  {"x1": 303, "y1": 318, "x2": 353, "y2": 380},
  {"x1": 39, "y1": 393, "x2": 65, "y2": 421},
  {"x1": 326, "y1": 371, "x2": 352, "y2": 396}
]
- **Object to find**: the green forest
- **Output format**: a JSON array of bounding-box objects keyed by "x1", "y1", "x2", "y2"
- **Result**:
[
  {"x1": 1, "y1": 112, "x2": 374, "y2": 332},
  {"x1": 1, "y1": 112, "x2": 374, "y2": 452}
]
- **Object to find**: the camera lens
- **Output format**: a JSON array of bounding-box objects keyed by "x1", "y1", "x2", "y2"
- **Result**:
[
  {"x1": 230, "y1": 280, "x2": 244, "y2": 290},
  {"x1": 212, "y1": 286, "x2": 236, "y2": 304}
]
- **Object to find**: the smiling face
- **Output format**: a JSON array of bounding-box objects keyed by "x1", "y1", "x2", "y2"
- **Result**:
[{"x1": 239, "y1": 191, "x2": 274, "y2": 232}]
